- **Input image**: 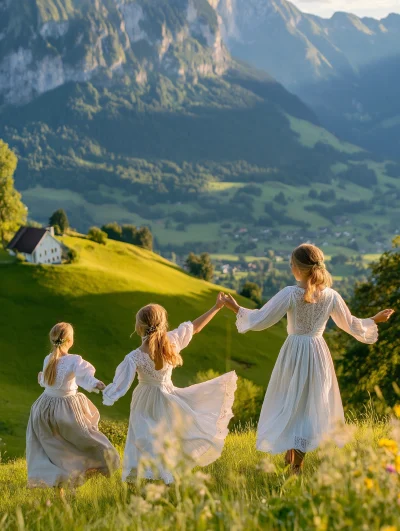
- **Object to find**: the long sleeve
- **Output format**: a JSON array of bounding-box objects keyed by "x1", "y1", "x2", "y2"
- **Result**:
[
  {"x1": 102, "y1": 353, "x2": 137, "y2": 406},
  {"x1": 236, "y1": 286, "x2": 292, "y2": 334},
  {"x1": 74, "y1": 355, "x2": 100, "y2": 393},
  {"x1": 330, "y1": 292, "x2": 378, "y2": 344},
  {"x1": 38, "y1": 355, "x2": 49, "y2": 387},
  {"x1": 168, "y1": 322, "x2": 194, "y2": 352}
]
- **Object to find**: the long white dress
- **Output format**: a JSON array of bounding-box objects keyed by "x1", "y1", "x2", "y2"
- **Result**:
[
  {"x1": 103, "y1": 322, "x2": 237, "y2": 484},
  {"x1": 236, "y1": 286, "x2": 378, "y2": 454},
  {"x1": 27, "y1": 354, "x2": 120, "y2": 488}
]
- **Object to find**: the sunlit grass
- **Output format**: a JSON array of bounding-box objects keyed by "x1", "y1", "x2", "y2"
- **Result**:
[{"x1": 1, "y1": 410, "x2": 399, "y2": 530}]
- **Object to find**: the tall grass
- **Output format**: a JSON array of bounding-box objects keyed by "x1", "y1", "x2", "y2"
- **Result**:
[{"x1": 1, "y1": 409, "x2": 399, "y2": 530}]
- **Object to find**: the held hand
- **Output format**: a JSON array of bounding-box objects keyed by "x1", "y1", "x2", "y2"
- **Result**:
[
  {"x1": 96, "y1": 381, "x2": 106, "y2": 391},
  {"x1": 215, "y1": 292, "x2": 226, "y2": 309},
  {"x1": 223, "y1": 293, "x2": 240, "y2": 314},
  {"x1": 372, "y1": 309, "x2": 395, "y2": 323}
]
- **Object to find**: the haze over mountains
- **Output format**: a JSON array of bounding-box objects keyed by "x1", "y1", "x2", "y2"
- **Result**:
[{"x1": 215, "y1": 0, "x2": 400, "y2": 157}]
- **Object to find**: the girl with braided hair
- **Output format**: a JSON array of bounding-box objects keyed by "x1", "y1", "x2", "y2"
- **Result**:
[
  {"x1": 223, "y1": 243, "x2": 394, "y2": 473},
  {"x1": 26, "y1": 322, "x2": 119, "y2": 490},
  {"x1": 103, "y1": 293, "x2": 237, "y2": 484}
]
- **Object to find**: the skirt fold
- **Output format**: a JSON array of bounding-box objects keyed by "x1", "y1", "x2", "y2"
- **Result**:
[{"x1": 27, "y1": 392, "x2": 119, "y2": 488}]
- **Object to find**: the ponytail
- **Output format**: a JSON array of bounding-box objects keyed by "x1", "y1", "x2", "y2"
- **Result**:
[
  {"x1": 136, "y1": 304, "x2": 183, "y2": 369},
  {"x1": 292, "y1": 244, "x2": 333, "y2": 303},
  {"x1": 44, "y1": 322, "x2": 74, "y2": 385}
]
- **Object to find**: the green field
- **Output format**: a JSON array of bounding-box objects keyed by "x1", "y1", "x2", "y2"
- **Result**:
[
  {"x1": 1, "y1": 412, "x2": 399, "y2": 530},
  {"x1": 21, "y1": 160, "x2": 400, "y2": 258},
  {"x1": 0, "y1": 235, "x2": 286, "y2": 458}
]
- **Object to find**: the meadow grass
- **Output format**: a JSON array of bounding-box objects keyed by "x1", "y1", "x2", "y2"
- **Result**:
[
  {"x1": 1, "y1": 410, "x2": 399, "y2": 530},
  {"x1": 0, "y1": 235, "x2": 286, "y2": 458}
]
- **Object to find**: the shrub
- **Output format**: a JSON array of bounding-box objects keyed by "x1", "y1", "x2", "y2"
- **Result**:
[
  {"x1": 87, "y1": 226, "x2": 108, "y2": 245},
  {"x1": 193, "y1": 369, "x2": 264, "y2": 426},
  {"x1": 99, "y1": 420, "x2": 128, "y2": 449},
  {"x1": 240, "y1": 281, "x2": 262, "y2": 306},
  {"x1": 67, "y1": 248, "x2": 79, "y2": 263}
]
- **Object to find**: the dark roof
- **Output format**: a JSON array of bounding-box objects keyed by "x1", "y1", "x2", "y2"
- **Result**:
[{"x1": 7, "y1": 227, "x2": 48, "y2": 254}]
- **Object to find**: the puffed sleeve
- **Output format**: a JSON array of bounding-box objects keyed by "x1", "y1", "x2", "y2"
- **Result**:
[
  {"x1": 168, "y1": 322, "x2": 194, "y2": 352},
  {"x1": 330, "y1": 291, "x2": 378, "y2": 344},
  {"x1": 74, "y1": 355, "x2": 100, "y2": 393},
  {"x1": 102, "y1": 353, "x2": 137, "y2": 406},
  {"x1": 236, "y1": 286, "x2": 292, "y2": 333}
]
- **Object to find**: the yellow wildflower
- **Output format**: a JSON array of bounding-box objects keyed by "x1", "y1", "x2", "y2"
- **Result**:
[
  {"x1": 380, "y1": 526, "x2": 397, "y2": 531},
  {"x1": 364, "y1": 478, "x2": 374, "y2": 490},
  {"x1": 394, "y1": 404, "x2": 400, "y2": 418},
  {"x1": 395, "y1": 455, "x2": 400, "y2": 474},
  {"x1": 378, "y1": 438, "x2": 398, "y2": 455}
]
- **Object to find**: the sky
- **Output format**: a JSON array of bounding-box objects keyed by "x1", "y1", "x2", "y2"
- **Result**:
[{"x1": 290, "y1": 0, "x2": 400, "y2": 19}]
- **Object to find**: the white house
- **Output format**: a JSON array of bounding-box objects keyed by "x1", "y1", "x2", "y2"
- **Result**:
[{"x1": 7, "y1": 227, "x2": 63, "y2": 264}]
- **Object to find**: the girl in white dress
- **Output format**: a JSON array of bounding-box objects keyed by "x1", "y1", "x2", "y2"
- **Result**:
[
  {"x1": 27, "y1": 322, "x2": 120, "y2": 489},
  {"x1": 103, "y1": 294, "x2": 237, "y2": 484},
  {"x1": 223, "y1": 243, "x2": 394, "y2": 472}
]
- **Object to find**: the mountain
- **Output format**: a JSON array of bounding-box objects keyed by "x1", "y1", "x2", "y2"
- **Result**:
[
  {"x1": 0, "y1": 234, "x2": 286, "y2": 457},
  {"x1": 214, "y1": 0, "x2": 400, "y2": 90},
  {"x1": 302, "y1": 54, "x2": 400, "y2": 159},
  {"x1": 1, "y1": 0, "x2": 398, "y2": 257},
  {"x1": 213, "y1": 0, "x2": 400, "y2": 158}
]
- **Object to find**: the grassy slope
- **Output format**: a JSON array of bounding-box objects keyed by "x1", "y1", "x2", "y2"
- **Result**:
[
  {"x1": 0, "y1": 235, "x2": 286, "y2": 457},
  {"x1": 0, "y1": 416, "x2": 398, "y2": 530}
]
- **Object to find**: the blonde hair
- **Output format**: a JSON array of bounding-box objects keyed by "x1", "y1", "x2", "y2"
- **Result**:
[
  {"x1": 44, "y1": 322, "x2": 74, "y2": 386},
  {"x1": 291, "y1": 243, "x2": 332, "y2": 303},
  {"x1": 135, "y1": 304, "x2": 182, "y2": 370}
]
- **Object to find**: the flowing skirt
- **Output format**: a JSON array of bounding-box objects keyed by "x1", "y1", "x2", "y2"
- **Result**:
[
  {"x1": 257, "y1": 335, "x2": 345, "y2": 454},
  {"x1": 26, "y1": 391, "x2": 120, "y2": 488},
  {"x1": 123, "y1": 371, "x2": 237, "y2": 484}
]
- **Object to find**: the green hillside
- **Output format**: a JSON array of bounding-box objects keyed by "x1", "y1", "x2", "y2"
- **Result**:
[{"x1": 0, "y1": 235, "x2": 286, "y2": 458}]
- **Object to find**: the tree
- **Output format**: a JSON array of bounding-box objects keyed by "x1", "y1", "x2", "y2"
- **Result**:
[
  {"x1": 49, "y1": 209, "x2": 69, "y2": 234},
  {"x1": 121, "y1": 224, "x2": 137, "y2": 245},
  {"x1": 186, "y1": 252, "x2": 214, "y2": 281},
  {"x1": 330, "y1": 254, "x2": 348, "y2": 266},
  {"x1": 240, "y1": 281, "x2": 262, "y2": 306},
  {"x1": 333, "y1": 237, "x2": 400, "y2": 409},
  {"x1": 102, "y1": 222, "x2": 122, "y2": 241},
  {"x1": 136, "y1": 226, "x2": 153, "y2": 251},
  {"x1": 0, "y1": 140, "x2": 27, "y2": 247},
  {"x1": 87, "y1": 227, "x2": 108, "y2": 245}
]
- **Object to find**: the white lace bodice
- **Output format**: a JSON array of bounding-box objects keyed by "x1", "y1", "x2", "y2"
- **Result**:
[
  {"x1": 38, "y1": 354, "x2": 100, "y2": 393},
  {"x1": 236, "y1": 286, "x2": 378, "y2": 343},
  {"x1": 103, "y1": 322, "x2": 194, "y2": 406}
]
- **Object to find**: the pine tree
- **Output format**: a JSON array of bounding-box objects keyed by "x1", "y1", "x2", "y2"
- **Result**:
[{"x1": 0, "y1": 140, "x2": 27, "y2": 247}]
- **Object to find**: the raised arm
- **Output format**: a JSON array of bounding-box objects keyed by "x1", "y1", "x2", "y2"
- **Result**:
[
  {"x1": 223, "y1": 287, "x2": 292, "y2": 334},
  {"x1": 191, "y1": 292, "x2": 225, "y2": 334},
  {"x1": 102, "y1": 353, "x2": 137, "y2": 406},
  {"x1": 330, "y1": 292, "x2": 394, "y2": 344}
]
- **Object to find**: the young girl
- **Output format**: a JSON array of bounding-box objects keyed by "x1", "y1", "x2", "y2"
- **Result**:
[
  {"x1": 223, "y1": 243, "x2": 394, "y2": 472},
  {"x1": 27, "y1": 322, "x2": 120, "y2": 488},
  {"x1": 103, "y1": 294, "x2": 237, "y2": 484}
]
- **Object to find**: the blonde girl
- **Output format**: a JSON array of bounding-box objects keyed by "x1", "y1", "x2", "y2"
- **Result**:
[
  {"x1": 103, "y1": 294, "x2": 237, "y2": 484},
  {"x1": 27, "y1": 323, "x2": 119, "y2": 488},
  {"x1": 223, "y1": 243, "x2": 394, "y2": 472}
]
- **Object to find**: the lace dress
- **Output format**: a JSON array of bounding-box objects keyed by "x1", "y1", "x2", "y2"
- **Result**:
[
  {"x1": 236, "y1": 286, "x2": 378, "y2": 454},
  {"x1": 26, "y1": 354, "x2": 120, "y2": 488},
  {"x1": 103, "y1": 322, "x2": 237, "y2": 484}
]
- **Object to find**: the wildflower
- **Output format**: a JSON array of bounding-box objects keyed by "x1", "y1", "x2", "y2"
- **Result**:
[
  {"x1": 364, "y1": 478, "x2": 374, "y2": 490},
  {"x1": 378, "y1": 438, "x2": 398, "y2": 455},
  {"x1": 386, "y1": 464, "x2": 396, "y2": 474},
  {"x1": 201, "y1": 506, "x2": 213, "y2": 520},
  {"x1": 260, "y1": 459, "x2": 276, "y2": 474},
  {"x1": 45, "y1": 499, "x2": 52, "y2": 507},
  {"x1": 380, "y1": 526, "x2": 397, "y2": 531},
  {"x1": 144, "y1": 483, "x2": 166, "y2": 502},
  {"x1": 393, "y1": 404, "x2": 400, "y2": 418}
]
